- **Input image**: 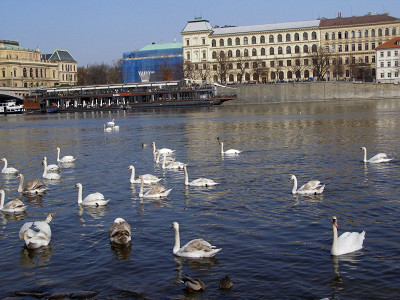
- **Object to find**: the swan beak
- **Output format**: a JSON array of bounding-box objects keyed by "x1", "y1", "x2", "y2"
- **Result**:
[{"x1": 333, "y1": 220, "x2": 338, "y2": 227}]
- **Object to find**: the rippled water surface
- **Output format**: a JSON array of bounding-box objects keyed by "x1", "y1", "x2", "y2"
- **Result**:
[{"x1": 1, "y1": 99, "x2": 400, "y2": 299}]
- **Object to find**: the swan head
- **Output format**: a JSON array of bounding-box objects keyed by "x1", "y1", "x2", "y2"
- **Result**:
[
  {"x1": 16, "y1": 173, "x2": 23, "y2": 179},
  {"x1": 171, "y1": 221, "x2": 179, "y2": 230},
  {"x1": 45, "y1": 213, "x2": 54, "y2": 223},
  {"x1": 332, "y1": 216, "x2": 338, "y2": 227},
  {"x1": 289, "y1": 174, "x2": 296, "y2": 181},
  {"x1": 75, "y1": 183, "x2": 82, "y2": 189},
  {"x1": 55, "y1": 147, "x2": 60, "y2": 151},
  {"x1": 0, "y1": 158, "x2": 6, "y2": 163},
  {"x1": 127, "y1": 165, "x2": 134, "y2": 171},
  {"x1": 360, "y1": 147, "x2": 366, "y2": 151},
  {"x1": 42, "y1": 157, "x2": 47, "y2": 165}
]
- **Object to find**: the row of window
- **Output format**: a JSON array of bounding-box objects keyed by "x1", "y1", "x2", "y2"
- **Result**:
[
  {"x1": 379, "y1": 61, "x2": 399, "y2": 67},
  {"x1": 379, "y1": 50, "x2": 399, "y2": 57},
  {"x1": 325, "y1": 42, "x2": 382, "y2": 53},
  {"x1": 380, "y1": 71, "x2": 400, "y2": 79},
  {"x1": 325, "y1": 27, "x2": 397, "y2": 40}
]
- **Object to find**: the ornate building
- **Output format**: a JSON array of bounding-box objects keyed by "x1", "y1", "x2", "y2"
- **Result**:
[
  {"x1": 0, "y1": 40, "x2": 77, "y2": 88},
  {"x1": 181, "y1": 13, "x2": 400, "y2": 83}
]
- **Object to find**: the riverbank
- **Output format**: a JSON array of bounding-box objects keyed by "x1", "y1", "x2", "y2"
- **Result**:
[{"x1": 219, "y1": 82, "x2": 400, "y2": 104}]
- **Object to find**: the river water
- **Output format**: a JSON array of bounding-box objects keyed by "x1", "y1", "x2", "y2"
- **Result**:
[{"x1": 0, "y1": 99, "x2": 399, "y2": 299}]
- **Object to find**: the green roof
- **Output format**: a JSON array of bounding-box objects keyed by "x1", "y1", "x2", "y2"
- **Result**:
[
  {"x1": 1, "y1": 44, "x2": 34, "y2": 51},
  {"x1": 139, "y1": 42, "x2": 182, "y2": 51}
]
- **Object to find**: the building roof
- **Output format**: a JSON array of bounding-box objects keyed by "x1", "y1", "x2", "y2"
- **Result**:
[
  {"x1": 319, "y1": 13, "x2": 399, "y2": 27},
  {"x1": 182, "y1": 18, "x2": 213, "y2": 32},
  {"x1": 139, "y1": 42, "x2": 182, "y2": 51},
  {"x1": 375, "y1": 37, "x2": 400, "y2": 50},
  {"x1": 0, "y1": 40, "x2": 35, "y2": 52},
  {"x1": 48, "y1": 50, "x2": 76, "y2": 62}
]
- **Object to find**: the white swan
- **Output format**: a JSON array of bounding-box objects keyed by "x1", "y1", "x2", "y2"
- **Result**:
[
  {"x1": 155, "y1": 151, "x2": 175, "y2": 164},
  {"x1": 42, "y1": 156, "x2": 60, "y2": 172},
  {"x1": 107, "y1": 119, "x2": 115, "y2": 126},
  {"x1": 0, "y1": 189, "x2": 27, "y2": 213},
  {"x1": 19, "y1": 213, "x2": 53, "y2": 249},
  {"x1": 183, "y1": 165, "x2": 218, "y2": 187},
  {"x1": 128, "y1": 165, "x2": 161, "y2": 184},
  {"x1": 55, "y1": 147, "x2": 76, "y2": 163},
  {"x1": 109, "y1": 217, "x2": 131, "y2": 245},
  {"x1": 220, "y1": 142, "x2": 241, "y2": 155},
  {"x1": 138, "y1": 175, "x2": 171, "y2": 198},
  {"x1": 289, "y1": 174, "x2": 325, "y2": 195},
  {"x1": 172, "y1": 221, "x2": 222, "y2": 258},
  {"x1": 42, "y1": 158, "x2": 61, "y2": 180},
  {"x1": 360, "y1": 147, "x2": 393, "y2": 163},
  {"x1": 331, "y1": 216, "x2": 365, "y2": 256},
  {"x1": 162, "y1": 154, "x2": 186, "y2": 170},
  {"x1": 104, "y1": 124, "x2": 112, "y2": 132},
  {"x1": 75, "y1": 183, "x2": 109, "y2": 206},
  {"x1": 17, "y1": 173, "x2": 46, "y2": 194},
  {"x1": 112, "y1": 124, "x2": 120, "y2": 131},
  {"x1": 1, "y1": 158, "x2": 19, "y2": 174},
  {"x1": 151, "y1": 142, "x2": 174, "y2": 155}
]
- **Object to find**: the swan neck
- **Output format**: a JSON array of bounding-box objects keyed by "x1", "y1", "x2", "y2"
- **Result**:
[
  {"x1": 57, "y1": 149, "x2": 61, "y2": 161},
  {"x1": 77, "y1": 185, "x2": 83, "y2": 203},
  {"x1": 331, "y1": 224, "x2": 338, "y2": 254},
  {"x1": 362, "y1": 148, "x2": 367, "y2": 162},
  {"x1": 184, "y1": 167, "x2": 189, "y2": 185},
  {"x1": 42, "y1": 162, "x2": 47, "y2": 176},
  {"x1": 220, "y1": 142, "x2": 224, "y2": 154},
  {"x1": 292, "y1": 176, "x2": 298, "y2": 194},
  {"x1": 17, "y1": 175, "x2": 24, "y2": 193},
  {"x1": 2, "y1": 159, "x2": 7, "y2": 170},
  {"x1": 173, "y1": 227, "x2": 180, "y2": 254},
  {"x1": 139, "y1": 178, "x2": 144, "y2": 197},
  {"x1": 130, "y1": 167, "x2": 135, "y2": 182},
  {"x1": 0, "y1": 190, "x2": 4, "y2": 209},
  {"x1": 152, "y1": 143, "x2": 156, "y2": 154},
  {"x1": 162, "y1": 156, "x2": 166, "y2": 169}
]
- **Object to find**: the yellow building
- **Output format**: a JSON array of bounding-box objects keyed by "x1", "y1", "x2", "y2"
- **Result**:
[
  {"x1": 0, "y1": 40, "x2": 77, "y2": 88},
  {"x1": 181, "y1": 13, "x2": 400, "y2": 83}
]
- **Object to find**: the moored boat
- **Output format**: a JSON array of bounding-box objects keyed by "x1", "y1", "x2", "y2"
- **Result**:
[{"x1": 0, "y1": 100, "x2": 24, "y2": 114}]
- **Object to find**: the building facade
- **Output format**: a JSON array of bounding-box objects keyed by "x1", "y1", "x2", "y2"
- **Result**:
[
  {"x1": 0, "y1": 40, "x2": 77, "y2": 88},
  {"x1": 181, "y1": 13, "x2": 400, "y2": 84},
  {"x1": 375, "y1": 37, "x2": 400, "y2": 83},
  {"x1": 122, "y1": 42, "x2": 183, "y2": 83}
]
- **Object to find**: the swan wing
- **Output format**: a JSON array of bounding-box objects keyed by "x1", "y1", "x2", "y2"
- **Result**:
[
  {"x1": 338, "y1": 231, "x2": 365, "y2": 254},
  {"x1": 142, "y1": 174, "x2": 161, "y2": 182},
  {"x1": 224, "y1": 149, "x2": 241, "y2": 154},
  {"x1": 190, "y1": 178, "x2": 218, "y2": 187},
  {"x1": 60, "y1": 156, "x2": 75, "y2": 162},
  {"x1": 2, "y1": 167, "x2": 19, "y2": 174},
  {"x1": 178, "y1": 239, "x2": 222, "y2": 257},
  {"x1": 299, "y1": 180, "x2": 321, "y2": 191},
  {"x1": 144, "y1": 185, "x2": 171, "y2": 197},
  {"x1": 25, "y1": 178, "x2": 45, "y2": 191},
  {"x1": 3, "y1": 199, "x2": 26, "y2": 212},
  {"x1": 368, "y1": 153, "x2": 392, "y2": 163},
  {"x1": 83, "y1": 192, "x2": 105, "y2": 203}
]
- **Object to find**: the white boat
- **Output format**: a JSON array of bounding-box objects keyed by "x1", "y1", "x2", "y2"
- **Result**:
[{"x1": 0, "y1": 100, "x2": 24, "y2": 114}]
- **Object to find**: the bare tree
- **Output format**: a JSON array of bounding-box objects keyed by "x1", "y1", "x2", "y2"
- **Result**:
[
  {"x1": 291, "y1": 54, "x2": 306, "y2": 80},
  {"x1": 77, "y1": 62, "x2": 122, "y2": 85},
  {"x1": 213, "y1": 51, "x2": 230, "y2": 84},
  {"x1": 235, "y1": 54, "x2": 249, "y2": 83},
  {"x1": 311, "y1": 47, "x2": 331, "y2": 80},
  {"x1": 330, "y1": 57, "x2": 344, "y2": 80},
  {"x1": 183, "y1": 60, "x2": 196, "y2": 81}
]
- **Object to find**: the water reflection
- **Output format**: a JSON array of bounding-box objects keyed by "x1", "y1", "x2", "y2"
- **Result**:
[
  {"x1": 1, "y1": 211, "x2": 27, "y2": 224},
  {"x1": 110, "y1": 243, "x2": 131, "y2": 260},
  {"x1": 78, "y1": 205, "x2": 109, "y2": 220},
  {"x1": 173, "y1": 256, "x2": 219, "y2": 284},
  {"x1": 19, "y1": 246, "x2": 53, "y2": 269}
]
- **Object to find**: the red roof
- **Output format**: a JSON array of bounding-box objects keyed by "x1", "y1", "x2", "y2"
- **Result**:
[
  {"x1": 319, "y1": 13, "x2": 399, "y2": 27},
  {"x1": 375, "y1": 37, "x2": 400, "y2": 49}
]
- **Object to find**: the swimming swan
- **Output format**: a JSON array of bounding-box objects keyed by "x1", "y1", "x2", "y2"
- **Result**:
[
  {"x1": 220, "y1": 142, "x2": 241, "y2": 155},
  {"x1": 0, "y1": 189, "x2": 27, "y2": 213},
  {"x1": 75, "y1": 183, "x2": 109, "y2": 206},
  {"x1": 151, "y1": 142, "x2": 174, "y2": 155},
  {"x1": 128, "y1": 165, "x2": 161, "y2": 184},
  {"x1": 138, "y1": 175, "x2": 171, "y2": 198},
  {"x1": 42, "y1": 156, "x2": 60, "y2": 172},
  {"x1": 360, "y1": 147, "x2": 393, "y2": 163},
  {"x1": 104, "y1": 124, "x2": 112, "y2": 132},
  {"x1": 161, "y1": 154, "x2": 186, "y2": 170},
  {"x1": 109, "y1": 218, "x2": 131, "y2": 245},
  {"x1": 1, "y1": 158, "x2": 19, "y2": 174},
  {"x1": 55, "y1": 147, "x2": 76, "y2": 163},
  {"x1": 107, "y1": 119, "x2": 115, "y2": 126},
  {"x1": 289, "y1": 174, "x2": 325, "y2": 195},
  {"x1": 42, "y1": 158, "x2": 61, "y2": 180},
  {"x1": 19, "y1": 213, "x2": 53, "y2": 249},
  {"x1": 183, "y1": 165, "x2": 218, "y2": 187},
  {"x1": 17, "y1": 173, "x2": 46, "y2": 194},
  {"x1": 172, "y1": 221, "x2": 221, "y2": 258},
  {"x1": 331, "y1": 216, "x2": 365, "y2": 256}
]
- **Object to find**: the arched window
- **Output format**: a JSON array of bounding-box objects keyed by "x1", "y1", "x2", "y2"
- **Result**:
[
  {"x1": 303, "y1": 32, "x2": 308, "y2": 40},
  {"x1": 303, "y1": 45, "x2": 309, "y2": 53},
  {"x1": 351, "y1": 30, "x2": 355, "y2": 38},
  {"x1": 229, "y1": 74, "x2": 234, "y2": 82},
  {"x1": 251, "y1": 36, "x2": 257, "y2": 44},
  {"x1": 358, "y1": 30, "x2": 362, "y2": 38},
  {"x1": 325, "y1": 32, "x2": 329, "y2": 40},
  {"x1": 245, "y1": 73, "x2": 250, "y2": 81},
  {"x1": 287, "y1": 71, "x2": 293, "y2": 79},
  {"x1": 260, "y1": 35, "x2": 265, "y2": 43},
  {"x1": 312, "y1": 31, "x2": 317, "y2": 40},
  {"x1": 219, "y1": 39, "x2": 224, "y2": 46},
  {"x1": 364, "y1": 30, "x2": 369, "y2": 37},
  {"x1": 236, "y1": 49, "x2": 240, "y2": 57},
  {"x1": 252, "y1": 48, "x2": 257, "y2": 56},
  {"x1": 271, "y1": 72, "x2": 276, "y2": 80},
  {"x1": 278, "y1": 46, "x2": 283, "y2": 54},
  {"x1": 312, "y1": 44, "x2": 317, "y2": 52},
  {"x1": 235, "y1": 37, "x2": 240, "y2": 45},
  {"x1": 392, "y1": 27, "x2": 397, "y2": 35},
  {"x1": 385, "y1": 28, "x2": 389, "y2": 36},
  {"x1": 295, "y1": 33, "x2": 300, "y2": 41},
  {"x1": 220, "y1": 51, "x2": 225, "y2": 58},
  {"x1": 278, "y1": 34, "x2": 282, "y2": 42},
  {"x1": 30, "y1": 68, "x2": 33, "y2": 77},
  {"x1": 244, "y1": 49, "x2": 249, "y2": 57},
  {"x1": 371, "y1": 29, "x2": 375, "y2": 37},
  {"x1": 344, "y1": 31, "x2": 348, "y2": 38},
  {"x1": 295, "y1": 70, "x2": 301, "y2": 78},
  {"x1": 227, "y1": 38, "x2": 232, "y2": 46},
  {"x1": 331, "y1": 32, "x2": 335, "y2": 40},
  {"x1": 35, "y1": 68, "x2": 38, "y2": 77},
  {"x1": 23, "y1": 68, "x2": 27, "y2": 77},
  {"x1": 270, "y1": 47, "x2": 274, "y2": 55},
  {"x1": 279, "y1": 71, "x2": 284, "y2": 80},
  {"x1": 212, "y1": 51, "x2": 217, "y2": 59},
  {"x1": 286, "y1": 33, "x2": 291, "y2": 42},
  {"x1": 252, "y1": 73, "x2": 258, "y2": 81},
  {"x1": 212, "y1": 39, "x2": 216, "y2": 47},
  {"x1": 286, "y1": 46, "x2": 291, "y2": 54},
  {"x1": 269, "y1": 35, "x2": 274, "y2": 43},
  {"x1": 295, "y1": 45, "x2": 300, "y2": 53},
  {"x1": 261, "y1": 48, "x2": 266, "y2": 55},
  {"x1": 243, "y1": 37, "x2": 249, "y2": 45},
  {"x1": 202, "y1": 51, "x2": 206, "y2": 59},
  {"x1": 186, "y1": 52, "x2": 190, "y2": 60},
  {"x1": 228, "y1": 50, "x2": 233, "y2": 57}
]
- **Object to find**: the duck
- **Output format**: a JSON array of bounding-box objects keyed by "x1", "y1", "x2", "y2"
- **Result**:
[
  {"x1": 16, "y1": 173, "x2": 46, "y2": 194},
  {"x1": 75, "y1": 183, "x2": 109, "y2": 206},
  {"x1": 19, "y1": 213, "x2": 53, "y2": 249},
  {"x1": 331, "y1": 216, "x2": 365, "y2": 256},
  {"x1": 42, "y1": 156, "x2": 60, "y2": 172},
  {"x1": 220, "y1": 142, "x2": 241, "y2": 155},
  {"x1": 42, "y1": 158, "x2": 61, "y2": 180},
  {"x1": 182, "y1": 274, "x2": 206, "y2": 292},
  {"x1": 360, "y1": 147, "x2": 393, "y2": 163},
  {"x1": 55, "y1": 147, "x2": 76, "y2": 163},
  {"x1": 107, "y1": 119, "x2": 115, "y2": 126},
  {"x1": 219, "y1": 275, "x2": 234, "y2": 289},
  {"x1": 151, "y1": 142, "x2": 174, "y2": 156},
  {"x1": 104, "y1": 124, "x2": 112, "y2": 132},
  {"x1": 109, "y1": 218, "x2": 131, "y2": 245},
  {"x1": 138, "y1": 175, "x2": 171, "y2": 198},
  {"x1": 128, "y1": 165, "x2": 161, "y2": 184},
  {"x1": 289, "y1": 174, "x2": 325, "y2": 195},
  {"x1": 171, "y1": 221, "x2": 221, "y2": 258},
  {"x1": 0, "y1": 189, "x2": 27, "y2": 213},
  {"x1": 183, "y1": 165, "x2": 218, "y2": 187},
  {"x1": 161, "y1": 154, "x2": 186, "y2": 170},
  {"x1": 1, "y1": 158, "x2": 19, "y2": 174}
]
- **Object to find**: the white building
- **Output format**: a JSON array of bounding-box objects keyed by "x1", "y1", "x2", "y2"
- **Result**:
[{"x1": 375, "y1": 37, "x2": 400, "y2": 83}]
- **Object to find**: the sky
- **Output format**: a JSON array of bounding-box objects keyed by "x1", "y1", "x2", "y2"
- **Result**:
[{"x1": 1, "y1": 0, "x2": 400, "y2": 67}]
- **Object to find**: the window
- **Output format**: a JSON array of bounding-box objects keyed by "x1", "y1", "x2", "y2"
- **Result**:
[
  {"x1": 387, "y1": 72, "x2": 392, "y2": 78},
  {"x1": 358, "y1": 30, "x2": 362, "y2": 38},
  {"x1": 312, "y1": 44, "x2": 317, "y2": 52},
  {"x1": 245, "y1": 62, "x2": 249, "y2": 68},
  {"x1": 365, "y1": 56, "x2": 369, "y2": 63},
  {"x1": 287, "y1": 60, "x2": 291, "y2": 66},
  {"x1": 378, "y1": 28, "x2": 382, "y2": 36},
  {"x1": 365, "y1": 43, "x2": 369, "y2": 50},
  {"x1": 30, "y1": 68, "x2": 33, "y2": 77},
  {"x1": 395, "y1": 71, "x2": 399, "y2": 77},
  {"x1": 371, "y1": 29, "x2": 375, "y2": 37},
  {"x1": 332, "y1": 45, "x2": 336, "y2": 52},
  {"x1": 387, "y1": 62, "x2": 391, "y2": 67},
  {"x1": 380, "y1": 73, "x2": 384, "y2": 78},
  {"x1": 186, "y1": 52, "x2": 190, "y2": 60},
  {"x1": 244, "y1": 37, "x2": 248, "y2": 45},
  {"x1": 219, "y1": 39, "x2": 224, "y2": 46},
  {"x1": 303, "y1": 32, "x2": 308, "y2": 40},
  {"x1": 237, "y1": 63, "x2": 241, "y2": 69},
  {"x1": 278, "y1": 34, "x2": 282, "y2": 42},
  {"x1": 213, "y1": 65, "x2": 217, "y2": 71},
  {"x1": 278, "y1": 46, "x2": 283, "y2": 54},
  {"x1": 212, "y1": 39, "x2": 216, "y2": 47},
  {"x1": 1, "y1": 69, "x2": 4, "y2": 77},
  {"x1": 286, "y1": 46, "x2": 291, "y2": 54},
  {"x1": 385, "y1": 28, "x2": 389, "y2": 36},
  {"x1": 186, "y1": 39, "x2": 189, "y2": 46},
  {"x1": 312, "y1": 31, "x2": 317, "y2": 40},
  {"x1": 295, "y1": 33, "x2": 300, "y2": 41},
  {"x1": 236, "y1": 49, "x2": 240, "y2": 57},
  {"x1": 228, "y1": 50, "x2": 233, "y2": 57},
  {"x1": 212, "y1": 51, "x2": 217, "y2": 59},
  {"x1": 261, "y1": 48, "x2": 266, "y2": 55},
  {"x1": 286, "y1": 33, "x2": 291, "y2": 42},
  {"x1": 295, "y1": 59, "x2": 300, "y2": 66},
  {"x1": 244, "y1": 49, "x2": 249, "y2": 56},
  {"x1": 380, "y1": 51, "x2": 384, "y2": 58},
  {"x1": 372, "y1": 42, "x2": 376, "y2": 49},
  {"x1": 228, "y1": 63, "x2": 233, "y2": 70},
  {"x1": 235, "y1": 37, "x2": 240, "y2": 45},
  {"x1": 338, "y1": 45, "x2": 342, "y2": 52},
  {"x1": 202, "y1": 38, "x2": 206, "y2": 44},
  {"x1": 304, "y1": 59, "x2": 309, "y2": 65},
  {"x1": 287, "y1": 71, "x2": 293, "y2": 79},
  {"x1": 303, "y1": 45, "x2": 309, "y2": 53},
  {"x1": 260, "y1": 35, "x2": 265, "y2": 43},
  {"x1": 252, "y1": 62, "x2": 258, "y2": 68},
  {"x1": 252, "y1": 48, "x2": 257, "y2": 56},
  {"x1": 295, "y1": 45, "x2": 300, "y2": 53},
  {"x1": 251, "y1": 36, "x2": 257, "y2": 44},
  {"x1": 352, "y1": 44, "x2": 355, "y2": 51},
  {"x1": 332, "y1": 32, "x2": 335, "y2": 40},
  {"x1": 372, "y1": 56, "x2": 375, "y2": 63},
  {"x1": 220, "y1": 51, "x2": 225, "y2": 58},
  {"x1": 395, "y1": 50, "x2": 399, "y2": 56},
  {"x1": 358, "y1": 44, "x2": 362, "y2": 51},
  {"x1": 387, "y1": 51, "x2": 391, "y2": 57},
  {"x1": 325, "y1": 32, "x2": 329, "y2": 40},
  {"x1": 202, "y1": 51, "x2": 206, "y2": 59},
  {"x1": 351, "y1": 31, "x2": 355, "y2": 38},
  {"x1": 270, "y1": 47, "x2": 274, "y2": 55},
  {"x1": 344, "y1": 31, "x2": 348, "y2": 39},
  {"x1": 338, "y1": 32, "x2": 342, "y2": 39},
  {"x1": 364, "y1": 30, "x2": 369, "y2": 37},
  {"x1": 270, "y1": 61, "x2": 275, "y2": 67},
  {"x1": 345, "y1": 57, "x2": 349, "y2": 64},
  {"x1": 229, "y1": 74, "x2": 234, "y2": 82},
  {"x1": 278, "y1": 60, "x2": 283, "y2": 67},
  {"x1": 227, "y1": 38, "x2": 232, "y2": 46},
  {"x1": 393, "y1": 27, "x2": 397, "y2": 35}
]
